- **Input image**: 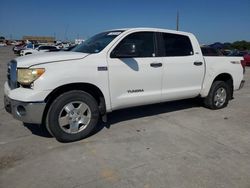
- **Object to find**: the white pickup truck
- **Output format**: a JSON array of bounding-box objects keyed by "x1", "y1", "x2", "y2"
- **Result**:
[{"x1": 4, "y1": 28, "x2": 245, "y2": 142}]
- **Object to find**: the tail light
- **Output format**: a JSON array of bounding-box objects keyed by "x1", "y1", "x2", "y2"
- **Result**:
[{"x1": 241, "y1": 60, "x2": 246, "y2": 74}]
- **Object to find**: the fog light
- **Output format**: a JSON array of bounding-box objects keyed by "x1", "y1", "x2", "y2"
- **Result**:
[{"x1": 16, "y1": 105, "x2": 26, "y2": 116}]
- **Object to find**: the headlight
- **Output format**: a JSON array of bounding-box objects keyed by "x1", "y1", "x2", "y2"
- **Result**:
[{"x1": 17, "y1": 68, "x2": 45, "y2": 85}]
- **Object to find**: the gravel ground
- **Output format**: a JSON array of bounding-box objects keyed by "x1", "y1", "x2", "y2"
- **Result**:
[{"x1": 0, "y1": 46, "x2": 250, "y2": 188}]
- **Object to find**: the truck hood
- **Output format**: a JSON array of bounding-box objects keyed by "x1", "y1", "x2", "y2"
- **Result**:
[{"x1": 15, "y1": 52, "x2": 89, "y2": 67}]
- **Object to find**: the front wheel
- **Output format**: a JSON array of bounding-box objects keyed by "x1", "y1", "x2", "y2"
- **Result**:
[
  {"x1": 46, "y1": 90, "x2": 99, "y2": 142},
  {"x1": 204, "y1": 81, "x2": 231, "y2": 110}
]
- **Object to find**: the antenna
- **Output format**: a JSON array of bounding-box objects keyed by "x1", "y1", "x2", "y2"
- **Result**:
[
  {"x1": 64, "y1": 24, "x2": 69, "y2": 41},
  {"x1": 176, "y1": 11, "x2": 179, "y2": 31}
]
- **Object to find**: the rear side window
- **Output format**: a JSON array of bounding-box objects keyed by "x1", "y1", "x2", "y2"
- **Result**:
[
  {"x1": 162, "y1": 33, "x2": 193, "y2": 56},
  {"x1": 201, "y1": 47, "x2": 222, "y2": 56}
]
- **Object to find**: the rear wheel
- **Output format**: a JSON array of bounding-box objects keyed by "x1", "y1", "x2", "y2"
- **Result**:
[
  {"x1": 204, "y1": 81, "x2": 230, "y2": 110},
  {"x1": 46, "y1": 90, "x2": 99, "y2": 142}
]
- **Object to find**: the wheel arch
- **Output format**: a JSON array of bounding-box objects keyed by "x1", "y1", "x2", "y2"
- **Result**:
[
  {"x1": 201, "y1": 72, "x2": 234, "y2": 98},
  {"x1": 211, "y1": 73, "x2": 234, "y2": 99},
  {"x1": 42, "y1": 82, "x2": 106, "y2": 125},
  {"x1": 213, "y1": 73, "x2": 233, "y2": 83}
]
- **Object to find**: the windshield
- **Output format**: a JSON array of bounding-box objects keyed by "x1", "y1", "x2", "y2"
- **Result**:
[{"x1": 71, "y1": 30, "x2": 124, "y2": 54}]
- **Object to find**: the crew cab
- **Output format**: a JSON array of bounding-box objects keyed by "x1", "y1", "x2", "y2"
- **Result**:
[{"x1": 4, "y1": 28, "x2": 245, "y2": 142}]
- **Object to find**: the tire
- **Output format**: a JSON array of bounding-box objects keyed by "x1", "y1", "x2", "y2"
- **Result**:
[
  {"x1": 46, "y1": 90, "x2": 99, "y2": 142},
  {"x1": 25, "y1": 53, "x2": 32, "y2": 55},
  {"x1": 204, "y1": 81, "x2": 231, "y2": 110}
]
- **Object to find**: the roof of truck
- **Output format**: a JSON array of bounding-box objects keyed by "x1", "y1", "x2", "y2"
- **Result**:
[{"x1": 109, "y1": 27, "x2": 193, "y2": 36}]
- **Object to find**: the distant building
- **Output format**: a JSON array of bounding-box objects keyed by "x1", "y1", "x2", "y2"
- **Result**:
[{"x1": 22, "y1": 36, "x2": 55, "y2": 43}]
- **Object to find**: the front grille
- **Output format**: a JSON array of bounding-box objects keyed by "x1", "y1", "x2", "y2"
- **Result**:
[{"x1": 7, "y1": 60, "x2": 18, "y2": 89}]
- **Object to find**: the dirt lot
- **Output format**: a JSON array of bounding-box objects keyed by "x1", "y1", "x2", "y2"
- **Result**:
[{"x1": 0, "y1": 46, "x2": 250, "y2": 188}]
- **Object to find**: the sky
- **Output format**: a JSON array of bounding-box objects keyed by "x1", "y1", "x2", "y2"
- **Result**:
[{"x1": 0, "y1": 0, "x2": 249, "y2": 44}]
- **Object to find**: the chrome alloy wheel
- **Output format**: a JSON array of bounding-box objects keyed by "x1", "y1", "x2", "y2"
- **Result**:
[
  {"x1": 58, "y1": 101, "x2": 91, "y2": 134},
  {"x1": 214, "y1": 87, "x2": 227, "y2": 108}
]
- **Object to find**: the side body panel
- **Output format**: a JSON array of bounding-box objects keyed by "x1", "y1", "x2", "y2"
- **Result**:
[{"x1": 200, "y1": 56, "x2": 244, "y2": 97}]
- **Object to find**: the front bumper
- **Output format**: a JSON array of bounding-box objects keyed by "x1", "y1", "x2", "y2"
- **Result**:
[{"x1": 4, "y1": 95, "x2": 46, "y2": 124}]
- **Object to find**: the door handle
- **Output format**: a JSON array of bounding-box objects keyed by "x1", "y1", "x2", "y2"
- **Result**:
[
  {"x1": 150, "y1": 63, "x2": 162, "y2": 68},
  {"x1": 194, "y1": 62, "x2": 203, "y2": 66}
]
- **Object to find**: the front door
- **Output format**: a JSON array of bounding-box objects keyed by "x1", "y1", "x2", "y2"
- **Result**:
[{"x1": 107, "y1": 31, "x2": 163, "y2": 110}]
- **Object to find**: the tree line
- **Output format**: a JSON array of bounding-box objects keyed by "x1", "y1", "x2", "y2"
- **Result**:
[{"x1": 210, "y1": 40, "x2": 250, "y2": 51}]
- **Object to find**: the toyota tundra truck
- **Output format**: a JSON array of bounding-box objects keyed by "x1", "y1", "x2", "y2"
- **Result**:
[{"x1": 4, "y1": 28, "x2": 245, "y2": 142}]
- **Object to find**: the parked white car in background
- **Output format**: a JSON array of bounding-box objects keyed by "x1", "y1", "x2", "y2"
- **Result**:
[
  {"x1": 20, "y1": 45, "x2": 59, "y2": 56},
  {"x1": 4, "y1": 28, "x2": 245, "y2": 142},
  {"x1": 0, "y1": 43, "x2": 7, "y2": 47}
]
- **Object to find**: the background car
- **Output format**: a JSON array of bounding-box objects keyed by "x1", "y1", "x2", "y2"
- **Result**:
[
  {"x1": 0, "y1": 43, "x2": 7, "y2": 47},
  {"x1": 61, "y1": 44, "x2": 78, "y2": 51},
  {"x1": 20, "y1": 45, "x2": 59, "y2": 56},
  {"x1": 228, "y1": 50, "x2": 248, "y2": 57},
  {"x1": 13, "y1": 44, "x2": 25, "y2": 54},
  {"x1": 243, "y1": 54, "x2": 250, "y2": 66}
]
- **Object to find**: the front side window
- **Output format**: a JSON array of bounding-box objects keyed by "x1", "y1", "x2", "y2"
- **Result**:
[
  {"x1": 162, "y1": 33, "x2": 193, "y2": 56},
  {"x1": 112, "y1": 32, "x2": 155, "y2": 58},
  {"x1": 72, "y1": 30, "x2": 124, "y2": 54}
]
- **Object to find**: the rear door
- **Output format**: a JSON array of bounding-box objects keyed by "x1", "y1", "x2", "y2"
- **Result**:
[
  {"x1": 160, "y1": 32, "x2": 205, "y2": 101},
  {"x1": 107, "y1": 31, "x2": 163, "y2": 110}
]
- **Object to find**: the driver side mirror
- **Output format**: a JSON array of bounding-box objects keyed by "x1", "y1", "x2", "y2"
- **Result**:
[{"x1": 111, "y1": 43, "x2": 139, "y2": 58}]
